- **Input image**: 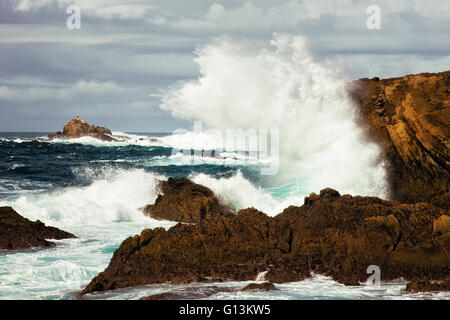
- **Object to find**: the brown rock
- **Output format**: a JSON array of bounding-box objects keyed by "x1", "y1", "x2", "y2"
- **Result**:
[
  {"x1": 241, "y1": 282, "x2": 279, "y2": 291},
  {"x1": 139, "y1": 286, "x2": 236, "y2": 300},
  {"x1": 0, "y1": 206, "x2": 76, "y2": 250},
  {"x1": 406, "y1": 279, "x2": 450, "y2": 293},
  {"x1": 348, "y1": 71, "x2": 450, "y2": 209},
  {"x1": 48, "y1": 116, "x2": 116, "y2": 142},
  {"x1": 433, "y1": 215, "x2": 450, "y2": 236},
  {"x1": 78, "y1": 184, "x2": 450, "y2": 297},
  {"x1": 142, "y1": 177, "x2": 233, "y2": 223}
]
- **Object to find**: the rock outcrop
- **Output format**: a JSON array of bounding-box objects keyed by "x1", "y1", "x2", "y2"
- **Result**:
[
  {"x1": 406, "y1": 279, "x2": 450, "y2": 293},
  {"x1": 79, "y1": 185, "x2": 450, "y2": 296},
  {"x1": 241, "y1": 282, "x2": 279, "y2": 291},
  {"x1": 0, "y1": 206, "x2": 76, "y2": 250},
  {"x1": 48, "y1": 116, "x2": 115, "y2": 142},
  {"x1": 139, "y1": 286, "x2": 236, "y2": 300},
  {"x1": 142, "y1": 178, "x2": 233, "y2": 223},
  {"x1": 348, "y1": 71, "x2": 450, "y2": 209}
]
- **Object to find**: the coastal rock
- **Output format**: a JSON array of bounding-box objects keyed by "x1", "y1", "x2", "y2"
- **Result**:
[
  {"x1": 406, "y1": 279, "x2": 450, "y2": 293},
  {"x1": 79, "y1": 184, "x2": 449, "y2": 296},
  {"x1": 241, "y1": 282, "x2": 279, "y2": 291},
  {"x1": 48, "y1": 116, "x2": 116, "y2": 142},
  {"x1": 139, "y1": 286, "x2": 236, "y2": 300},
  {"x1": 79, "y1": 207, "x2": 278, "y2": 296},
  {"x1": 0, "y1": 206, "x2": 76, "y2": 250},
  {"x1": 348, "y1": 71, "x2": 450, "y2": 209},
  {"x1": 142, "y1": 177, "x2": 233, "y2": 223}
]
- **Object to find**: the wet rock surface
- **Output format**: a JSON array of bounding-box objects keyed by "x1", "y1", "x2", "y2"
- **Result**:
[
  {"x1": 0, "y1": 206, "x2": 76, "y2": 251},
  {"x1": 139, "y1": 286, "x2": 236, "y2": 300},
  {"x1": 241, "y1": 282, "x2": 279, "y2": 291},
  {"x1": 406, "y1": 279, "x2": 450, "y2": 293}
]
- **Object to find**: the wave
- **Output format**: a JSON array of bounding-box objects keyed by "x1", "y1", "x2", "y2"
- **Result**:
[
  {"x1": 0, "y1": 168, "x2": 168, "y2": 228},
  {"x1": 0, "y1": 166, "x2": 307, "y2": 229},
  {"x1": 190, "y1": 171, "x2": 305, "y2": 216},
  {"x1": 160, "y1": 34, "x2": 388, "y2": 198}
]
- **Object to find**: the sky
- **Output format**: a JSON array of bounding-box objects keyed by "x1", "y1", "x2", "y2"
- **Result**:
[{"x1": 0, "y1": 0, "x2": 449, "y2": 132}]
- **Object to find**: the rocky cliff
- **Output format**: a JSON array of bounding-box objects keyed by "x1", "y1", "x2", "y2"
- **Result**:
[
  {"x1": 48, "y1": 116, "x2": 115, "y2": 142},
  {"x1": 348, "y1": 71, "x2": 450, "y2": 208}
]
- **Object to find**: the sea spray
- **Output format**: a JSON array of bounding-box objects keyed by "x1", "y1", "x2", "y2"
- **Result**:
[{"x1": 161, "y1": 34, "x2": 388, "y2": 198}]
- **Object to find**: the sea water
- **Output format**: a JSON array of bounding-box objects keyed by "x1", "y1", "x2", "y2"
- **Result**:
[{"x1": 0, "y1": 133, "x2": 447, "y2": 300}]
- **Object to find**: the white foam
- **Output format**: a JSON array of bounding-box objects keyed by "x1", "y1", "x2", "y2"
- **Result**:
[
  {"x1": 0, "y1": 168, "x2": 168, "y2": 228},
  {"x1": 190, "y1": 171, "x2": 304, "y2": 216},
  {"x1": 161, "y1": 34, "x2": 389, "y2": 198}
]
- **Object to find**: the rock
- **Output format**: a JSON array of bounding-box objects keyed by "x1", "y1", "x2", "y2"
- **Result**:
[
  {"x1": 78, "y1": 207, "x2": 279, "y2": 296},
  {"x1": 48, "y1": 116, "x2": 116, "y2": 142},
  {"x1": 78, "y1": 184, "x2": 449, "y2": 297},
  {"x1": 406, "y1": 279, "x2": 450, "y2": 293},
  {"x1": 348, "y1": 71, "x2": 450, "y2": 209},
  {"x1": 139, "y1": 286, "x2": 236, "y2": 300},
  {"x1": 142, "y1": 177, "x2": 233, "y2": 223},
  {"x1": 433, "y1": 215, "x2": 450, "y2": 236},
  {"x1": 0, "y1": 207, "x2": 76, "y2": 250},
  {"x1": 241, "y1": 282, "x2": 279, "y2": 291}
]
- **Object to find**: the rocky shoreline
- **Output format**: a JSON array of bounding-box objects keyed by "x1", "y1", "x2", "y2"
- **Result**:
[
  {"x1": 78, "y1": 181, "x2": 449, "y2": 297},
  {"x1": 77, "y1": 71, "x2": 449, "y2": 297}
]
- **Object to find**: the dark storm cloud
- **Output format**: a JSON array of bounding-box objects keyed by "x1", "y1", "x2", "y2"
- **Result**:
[{"x1": 0, "y1": 0, "x2": 449, "y2": 131}]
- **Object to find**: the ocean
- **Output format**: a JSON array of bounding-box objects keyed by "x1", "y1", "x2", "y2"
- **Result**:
[{"x1": 0, "y1": 132, "x2": 448, "y2": 300}]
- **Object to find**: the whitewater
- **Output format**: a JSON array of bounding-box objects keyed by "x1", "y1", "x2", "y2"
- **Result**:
[{"x1": 0, "y1": 35, "x2": 447, "y2": 300}]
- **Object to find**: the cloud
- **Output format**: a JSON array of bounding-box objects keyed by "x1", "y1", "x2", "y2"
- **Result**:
[
  {"x1": 0, "y1": 80, "x2": 126, "y2": 101},
  {"x1": 2, "y1": 0, "x2": 449, "y2": 131}
]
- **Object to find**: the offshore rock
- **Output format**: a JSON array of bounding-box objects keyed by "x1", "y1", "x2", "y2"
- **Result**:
[{"x1": 48, "y1": 116, "x2": 116, "y2": 142}]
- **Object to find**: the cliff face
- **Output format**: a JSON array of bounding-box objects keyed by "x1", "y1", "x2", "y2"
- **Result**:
[{"x1": 349, "y1": 71, "x2": 450, "y2": 208}]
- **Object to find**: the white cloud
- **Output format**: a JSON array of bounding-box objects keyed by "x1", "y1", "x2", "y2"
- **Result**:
[
  {"x1": 0, "y1": 80, "x2": 125, "y2": 101},
  {"x1": 15, "y1": 0, "x2": 155, "y2": 19}
]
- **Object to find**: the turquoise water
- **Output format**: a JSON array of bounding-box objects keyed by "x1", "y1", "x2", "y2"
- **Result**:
[{"x1": 0, "y1": 133, "x2": 447, "y2": 300}]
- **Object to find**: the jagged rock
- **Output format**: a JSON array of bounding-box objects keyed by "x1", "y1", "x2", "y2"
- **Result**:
[
  {"x1": 79, "y1": 184, "x2": 449, "y2": 296},
  {"x1": 48, "y1": 116, "x2": 116, "y2": 142},
  {"x1": 406, "y1": 279, "x2": 450, "y2": 293},
  {"x1": 0, "y1": 206, "x2": 76, "y2": 250},
  {"x1": 142, "y1": 177, "x2": 233, "y2": 223},
  {"x1": 348, "y1": 71, "x2": 450, "y2": 209},
  {"x1": 241, "y1": 282, "x2": 279, "y2": 291}
]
